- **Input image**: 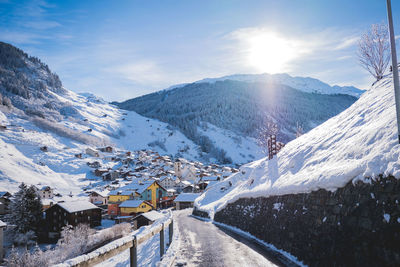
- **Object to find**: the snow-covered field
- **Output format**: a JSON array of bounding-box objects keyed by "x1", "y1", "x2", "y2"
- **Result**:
[{"x1": 196, "y1": 76, "x2": 400, "y2": 218}]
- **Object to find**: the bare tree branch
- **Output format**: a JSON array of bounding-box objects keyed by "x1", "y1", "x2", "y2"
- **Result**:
[{"x1": 358, "y1": 23, "x2": 390, "y2": 82}]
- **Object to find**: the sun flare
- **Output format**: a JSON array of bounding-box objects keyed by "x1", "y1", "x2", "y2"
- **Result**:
[{"x1": 247, "y1": 32, "x2": 297, "y2": 74}]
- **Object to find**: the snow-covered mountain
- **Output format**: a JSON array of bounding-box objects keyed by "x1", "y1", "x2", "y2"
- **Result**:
[
  {"x1": 0, "y1": 41, "x2": 72, "y2": 119},
  {"x1": 0, "y1": 42, "x2": 209, "y2": 193},
  {"x1": 173, "y1": 73, "x2": 365, "y2": 97},
  {"x1": 115, "y1": 76, "x2": 360, "y2": 164},
  {"x1": 195, "y1": 76, "x2": 400, "y2": 218}
]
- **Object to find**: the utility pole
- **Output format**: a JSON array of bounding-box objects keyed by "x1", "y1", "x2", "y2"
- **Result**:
[{"x1": 387, "y1": 0, "x2": 400, "y2": 144}]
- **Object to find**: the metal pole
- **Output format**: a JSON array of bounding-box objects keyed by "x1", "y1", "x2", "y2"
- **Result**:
[
  {"x1": 169, "y1": 220, "x2": 173, "y2": 246},
  {"x1": 160, "y1": 224, "x2": 165, "y2": 258},
  {"x1": 130, "y1": 236, "x2": 137, "y2": 267},
  {"x1": 387, "y1": 0, "x2": 400, "y2": 143}
]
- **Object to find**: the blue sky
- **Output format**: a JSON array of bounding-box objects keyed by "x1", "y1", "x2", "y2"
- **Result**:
[{"x1": 1, "y1": 0, "x2": 400, "y2": 101}]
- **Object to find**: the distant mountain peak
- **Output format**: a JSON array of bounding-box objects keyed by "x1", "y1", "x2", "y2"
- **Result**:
[{"x1": 166, "y1": 73, "x2": 365, "y2": 97}]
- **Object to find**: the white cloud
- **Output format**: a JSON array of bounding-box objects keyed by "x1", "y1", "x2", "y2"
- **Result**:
[
  {"x1": 110, "y1": 61, "x2": 166, "y2": 84},
  {"x1": 24, "y1": 20, "x2": 61, "y2": 30},
  {"x1": 0, "y1": 31, "x2": 48, "y2": 44},
  {"x1": 334, "y1": 36, "x2": 359, "y2": 50},
  {"x1": 225, "y1": 27, "x2": 360, "y2": 74}
]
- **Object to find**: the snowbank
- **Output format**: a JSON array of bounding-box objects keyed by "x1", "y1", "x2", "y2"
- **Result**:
[{"x1": 195, "y1": 77, "x2": 400, "y2": 218}]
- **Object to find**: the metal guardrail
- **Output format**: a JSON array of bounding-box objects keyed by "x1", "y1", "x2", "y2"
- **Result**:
[{"x1": 57, "y1": 217, "x2": 173, "y2": 267}]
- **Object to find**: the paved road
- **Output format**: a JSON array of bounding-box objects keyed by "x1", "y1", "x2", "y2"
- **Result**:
[{"x1": 174, "y1": 209, "x2": 295, "y2": 267}]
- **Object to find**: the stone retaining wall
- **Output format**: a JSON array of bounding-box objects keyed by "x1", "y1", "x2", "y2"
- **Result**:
[{"x1": 197, "y1": 175, "x2": 400, "y2": 266}]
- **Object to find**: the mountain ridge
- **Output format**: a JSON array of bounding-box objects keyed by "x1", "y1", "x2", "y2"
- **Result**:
[{"x1": 158, "y1": 73, "x2": 365, "y2": 98}]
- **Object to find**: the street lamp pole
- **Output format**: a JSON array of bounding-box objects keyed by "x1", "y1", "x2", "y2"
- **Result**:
[{"x1": 386, "y1": 0, "x2": 400, "y2": 144}]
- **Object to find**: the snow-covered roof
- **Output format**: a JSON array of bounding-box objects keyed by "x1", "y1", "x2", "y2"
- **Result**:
[
  {"x1": 40, "y1": 186, "x2": 52, "y2": 191},
  {"x1": 0, "y1": 191, "x2": 10, "y2": 198},
  {"x1": 202, "y1": 176, "x2": 219, "y2": 181},
  {"x1": 119, "y1": 200, "x2": 146, "y2": 208},
  {"x1": 91, "y1": 190, "x2": 109, "y2": 197},
  {"x1": 115, "y1": 215, "x2": 133, "y2": 219},
  {"x1": 42, "y1": 198, "x2": 55, "y2": 205},
  {"x1": 136, "y1": 210, "x2": 165, "y2": 221},
  {"x1": 195, "y1": 76, "x2": 400, "y2": 218},
  {"x1": 180, "y1": 180, "x2": 192, "y2": 186},
  {"x1": 109, "y1": 180, "x2": 155, "y2": 196},
  {"x1": 0, "y1": 220, "x2": 6, "y2": 228},
  {"x1": 174, "y1": 193, "x2": 200, "y2": 202},
  {"x1": 57, "y1": 200, "x2": 100, "y2": 213}
]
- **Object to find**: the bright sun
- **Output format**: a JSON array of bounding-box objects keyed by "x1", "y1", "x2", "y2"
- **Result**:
[{"x1": 247, "y1": 32, "x2": 296, "y2": 74}]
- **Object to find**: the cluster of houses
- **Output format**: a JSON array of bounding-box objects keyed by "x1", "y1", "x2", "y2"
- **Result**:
[
  {"x1": 0, "y1": 147, "x2": 238, "y2": 250},
  {"x1": 81, "y1": 148, "x2": 238, "y2": 218},
  {"x1": 85, "y1": 148, "x2": 238, "y2": 193}
]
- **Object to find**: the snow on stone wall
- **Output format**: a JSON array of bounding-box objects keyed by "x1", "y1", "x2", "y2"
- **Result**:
[{"x1": 207, "y1": 176, "x2": 400, "y2": 266}]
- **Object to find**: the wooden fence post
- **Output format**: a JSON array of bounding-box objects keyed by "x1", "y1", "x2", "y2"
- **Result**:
[
  {"x1": 130, "y1": 236, "x2": 137, "y2": 267},
  {"x1": 169, "y1": 220, "x2": 173, "y2": 245},
  {"x1": 160, "y1": 223, "x2": 165, "y2": 258}
]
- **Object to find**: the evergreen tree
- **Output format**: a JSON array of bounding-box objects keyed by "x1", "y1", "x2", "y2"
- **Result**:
[{"x1": 6, "y1": 183, "x2": 42, "y2": 245}]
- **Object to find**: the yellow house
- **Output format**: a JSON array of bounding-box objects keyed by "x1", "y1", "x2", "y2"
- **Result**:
[
  {"x1": 107, "y1": 191, "x2": 137, "y2": 216},
  {"x1": 140, "y1": 181, "x2": 167, "y2": 208},
  {"x1": 108, "y1": 191, "x2": 136, "y2": 203},
  {"x1": 107, "y1": 180, "x2": 167, "y2": 217},
  {"x1": 119, "y1": 200, "x2": 153, "y2": 216}
]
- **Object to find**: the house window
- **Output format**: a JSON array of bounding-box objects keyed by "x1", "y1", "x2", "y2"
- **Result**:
[
  {"x1": 53, "y1": 211, "x2": 56, "y2": 215},
  {"x1": 142, "y1": 205, "x2": 146, "y2": 208}
]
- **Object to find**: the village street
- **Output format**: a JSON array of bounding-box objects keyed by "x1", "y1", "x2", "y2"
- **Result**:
[{"x1": 174, "y1": 209, "x2": 294, "y2": 267}]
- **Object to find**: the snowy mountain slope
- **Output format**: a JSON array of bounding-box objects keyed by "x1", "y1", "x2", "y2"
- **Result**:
[
  {"x1": 53, "y1": 90, "x2": 201, "y2": 160},
  {"x1": 0, "y1": 91, "x2": 203, "y2": 193},
  {"x1": 197, "y1": 123, "x2": 263, "y2": 163},
  {"x1": 174, "y1": 73, "x2": 365, "y2": 97},
  {"x1": 0, "y1": 42, "x2": 68, "y2": 119},
  {"x1": 0, "y1": 126, "x2": 77, "y2": 193},
  {"x1": 195, "y1": 76, "x2": 400, "y2": 219},
  {"x1": 116, "y1": 79, "x2": 358, "y2": 164}
]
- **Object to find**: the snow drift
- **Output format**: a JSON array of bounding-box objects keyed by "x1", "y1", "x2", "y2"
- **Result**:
[{"x1": 195, "y1": 77, "x2": 400, "y2": 219}]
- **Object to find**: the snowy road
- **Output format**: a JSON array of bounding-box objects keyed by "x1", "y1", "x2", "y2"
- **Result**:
[{"x1": 174, "y1": 209, "x2": 289, "y2": 267}]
